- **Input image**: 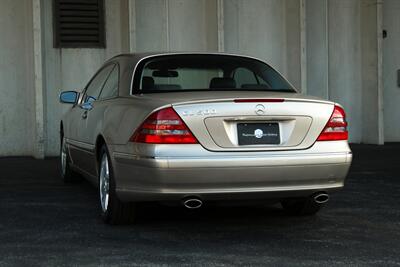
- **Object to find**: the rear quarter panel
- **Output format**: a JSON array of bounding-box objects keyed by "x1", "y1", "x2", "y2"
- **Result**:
[{"x1": 98, "y1": 97, "x2": 170, "y2": 147}]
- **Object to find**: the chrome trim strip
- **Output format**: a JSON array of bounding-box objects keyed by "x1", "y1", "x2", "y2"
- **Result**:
[
  {"x1": 113, "y1": 152, "x2": 163, "y2": 167},
  {"x1": 66, "y1": 138, "x2": 95, "y2": 152},
  {"x1": 113, "y1": 152, "x2": 155, "y2": 160},
  {"x1": 114, "y1": 151, "x2": 350, "y2": 169}
]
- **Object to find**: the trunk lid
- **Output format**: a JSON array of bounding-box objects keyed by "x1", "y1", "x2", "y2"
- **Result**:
[{"x1": 140, "y1": 92, "x2": 334, "y2": 151}]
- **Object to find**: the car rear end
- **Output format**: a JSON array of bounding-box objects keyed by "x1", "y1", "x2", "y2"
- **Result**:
[
  {"x1": 112, "y1": 53, "x2": 352, "y2": 208},
  {"x1": 113, "y1": 95, "x2": 352, "y2": 203}
]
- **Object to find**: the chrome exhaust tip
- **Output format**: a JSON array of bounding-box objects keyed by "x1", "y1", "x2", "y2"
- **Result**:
[
  {"x1": 182, "y1": 198, "x2": 203, "y2": 209},
  {"x1": 313, "y1": 192, "x2": 330, "y2": 204}
]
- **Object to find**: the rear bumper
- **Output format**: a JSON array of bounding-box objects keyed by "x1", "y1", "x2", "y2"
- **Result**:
[{"x1": 112, "y1": 141, "x2": 352, "y2": 202}]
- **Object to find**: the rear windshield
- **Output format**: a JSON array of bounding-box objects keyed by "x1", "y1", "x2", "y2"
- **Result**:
[{"x1": 134, "y1": 55, "x2": 295, "y2": 93}]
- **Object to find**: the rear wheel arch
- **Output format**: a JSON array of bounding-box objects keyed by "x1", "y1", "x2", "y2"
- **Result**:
[
  {"x1": 96, "y1": 136, "x2": 136, "y2": 224},
  {"x1": 60, "y1": 121, "x2": 81, "y2": 183},
  {"x1": 95, "y1": 135, "x2": 107, "y2": 165},
  {"x1": 60, "y1": 122, "x2": 64, "y2": 139}
]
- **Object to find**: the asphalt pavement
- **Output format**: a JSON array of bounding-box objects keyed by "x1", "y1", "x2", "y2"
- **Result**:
[{"x1": 0, "y1": 144, "x2": 399, "y2": 266}]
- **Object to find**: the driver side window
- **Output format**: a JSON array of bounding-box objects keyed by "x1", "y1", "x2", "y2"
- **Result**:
[{"x1": 83, "y1": 65, "x2": 114, "y2": 104}]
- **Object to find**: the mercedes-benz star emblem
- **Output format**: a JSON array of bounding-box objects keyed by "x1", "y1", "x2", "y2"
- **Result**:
[{"x1": 255, "y1": 104, "x2": 265, "y2": 115}]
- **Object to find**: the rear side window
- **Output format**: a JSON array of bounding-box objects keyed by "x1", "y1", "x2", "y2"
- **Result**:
[
  {"x1": 134, "y1": 55, "x2": 295, "y2": 93},
  {"x1": 84, "y1": 64, "x2": 114, "y2": 103},
  {"x1": 99, "y1": 65, "x2": 119, "y2": 100}
]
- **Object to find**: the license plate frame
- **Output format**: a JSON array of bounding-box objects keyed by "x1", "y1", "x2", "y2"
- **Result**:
[{"x1": 237, "y1": 123, "x2": 280, "y2": 145}]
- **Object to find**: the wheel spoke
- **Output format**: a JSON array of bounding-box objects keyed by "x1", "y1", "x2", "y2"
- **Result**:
[
  {"x1": 99, "y1": 153, "x2": 110, "y2": 212},
  {"x1": 61, "y1": 139, "x2": 67, "y2": 176}
]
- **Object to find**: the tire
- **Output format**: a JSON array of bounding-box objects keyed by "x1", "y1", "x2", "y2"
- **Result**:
[
  {"x1": 98, "y1": 145, "x2": 136, "y2": 225},
  {"x1": 281, "y1": 197, "x2": 322, "y2": 216},
  {"x1": 60, "y1": 136, "x2": 81, "y2": 183}
]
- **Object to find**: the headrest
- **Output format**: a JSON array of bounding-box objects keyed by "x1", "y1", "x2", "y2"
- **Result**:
[
  {"x1": 142, "y1": 76, "x2": 155, "y2": 90},
  {"x1": 209, "y1": 77, "x2": 237, "y2": 89}
]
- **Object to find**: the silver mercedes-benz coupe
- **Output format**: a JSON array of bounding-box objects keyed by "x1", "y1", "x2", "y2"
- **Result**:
[{"x1": 59, "y1": 52, "x2": 352, "y2": 224}]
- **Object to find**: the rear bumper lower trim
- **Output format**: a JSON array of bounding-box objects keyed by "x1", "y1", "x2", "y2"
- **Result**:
[{"x1": 114, "y1": 151, "x2": 352, "y2": 169}]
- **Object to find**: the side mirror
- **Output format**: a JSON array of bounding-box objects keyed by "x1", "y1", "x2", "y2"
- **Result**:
[{"x1": 60, "y1": 91, "x2": 78, "y2": 104}]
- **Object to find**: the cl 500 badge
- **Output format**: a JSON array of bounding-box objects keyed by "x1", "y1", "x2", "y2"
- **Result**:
[{"x1": 182, "y1": 109, "x2": 217, "y2": 116}]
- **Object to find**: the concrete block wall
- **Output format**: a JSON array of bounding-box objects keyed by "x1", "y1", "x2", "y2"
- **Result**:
[
  {"x1": 42, "y1": 0, "x2": 130, "y2": 156},
  {"x1": 134, "y1": 0, "x2": 218, "y2": 52},
  {"x1": 0, "y1": 0, "x2": 36, "y2": 156},
  {"x1": 306, "y1": 0, "x2": 383, "y2": 144},
  {"x1": 0, "y1": 0, "x2": 394, "y2": 157},
  {"x1": 328, "y1": 0, "x2": 363, "y2": 143},
  {"x1": 223, "y1": 0, "x2": 302, "y2": 89}
]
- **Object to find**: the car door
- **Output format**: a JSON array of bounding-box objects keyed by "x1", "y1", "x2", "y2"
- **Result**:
[
  {"x1": 80, "y1": 64, "x2": 119, "y2": 177},
  {"x1": 71, "y1": 64, "x2": 114, "y2": 176}
]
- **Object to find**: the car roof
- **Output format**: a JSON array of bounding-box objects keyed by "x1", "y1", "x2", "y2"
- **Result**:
[
  {"x1": 103, "y1": 52, "x2": 296, "y2": 97},
  {"x1": 107, "y1": 52, "x2": 265, "y2": 63}
]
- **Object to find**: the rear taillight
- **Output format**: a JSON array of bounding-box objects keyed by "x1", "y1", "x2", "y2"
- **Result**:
[
  {"x1": 317, "y1": 105, "x2": 348, "y2": 141},
  {"x1": 130, "y1": 107, "x2": 198, "y2": 144}
]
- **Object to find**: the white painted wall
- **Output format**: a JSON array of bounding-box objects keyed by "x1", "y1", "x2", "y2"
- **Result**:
[
  {"x1": 224, "y1": 0, "x2": 286, "y2": 80},
  {"x1": 306, "y1": 0, "x2": 384, "y2": 144},
  {"x1": 306, "y1": 0, "x2": 328, "y2": 99},
  {"x1": 134, "y1": 0, "x2": 218, "y2": 52},
  {"x1": 135, "y1": 0, "x2": 169, "y2": 51},
  {"x1": 0, "y1": 0, "x2": 35, "y2": 156},
  {"x1": 223, "y1": 0, "x2": 302, "y2": 89},
  {"x1": 383, "y1": 0, "x2": 400, "y2": 142},
  {"x1": 328, "y1": 0, "x2": 363, "y2": 143},
  {"x1": 285, "y1": 0, "x2": 302, "y2": 91},
  {"x1": 361, "y1": 0, "x2": 384, "y2": 144},
  {"x1": 42, "y1": 0, "x2": 129, "y2": 155}
]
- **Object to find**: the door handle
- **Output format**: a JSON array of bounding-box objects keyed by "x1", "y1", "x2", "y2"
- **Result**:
[
  {"x1": 80, "y1": 101, "x2": 93, "y2": 119},
  {"x1": 81, "y1": 102, "x2": 93, "y2": 111},
  {"x1": 82, "y1": 111, "x2": 88, "y2": 119}
]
